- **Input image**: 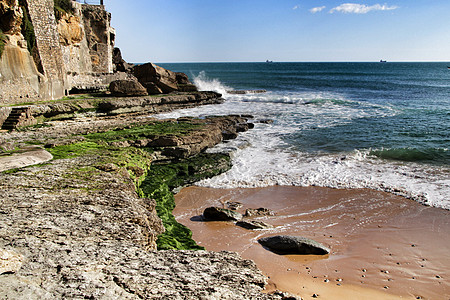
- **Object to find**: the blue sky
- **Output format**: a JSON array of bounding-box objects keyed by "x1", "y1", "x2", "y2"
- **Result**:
[{"x1": 105, "y1": 1, "x2": 450, "y2": 63}]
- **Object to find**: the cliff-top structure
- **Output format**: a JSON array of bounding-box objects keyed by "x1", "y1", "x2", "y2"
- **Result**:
[{"x1": 0, "y1": 0, "x2": 115, "y2": 104}]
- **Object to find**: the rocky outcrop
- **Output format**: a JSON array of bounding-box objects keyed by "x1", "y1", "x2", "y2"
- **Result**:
[
  {"x1": 133, "y1": 63, "x2": 198, "y2": 95},
  {"x1": 96, "y1": 91, "x2": 224, "y2": 115},
  {"x1": 109, "y1": 79, "x2": 148, "y2": 97},
  {"x1": 133, "y1": 62, "x2": 179, "y2": 94},
  {"x1": 258, "y1": 236, "x2": 330, "y2": 255},
  {"x1": 0, "y1": 0, "x2": 23, "y2": 35},
  {"x1": 112, "y1": 47, "x2": 132, "y2": 73},
  {"x1": 0, "y1": 113, "x2": 287, "y2": 299}
]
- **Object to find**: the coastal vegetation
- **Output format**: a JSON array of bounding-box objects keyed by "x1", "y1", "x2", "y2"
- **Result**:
[
  {"x1": 45, "y1": 120, "x2": 233, "y2": 250},
  {"x1": 18, "y1": 0, "x2": 36, "y2": 55},
  {"x1": 0, "y1": 29, "x2": 6, "y2": 58}
]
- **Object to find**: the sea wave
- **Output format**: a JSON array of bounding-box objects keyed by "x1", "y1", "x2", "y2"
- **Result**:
[
  {"x1": 369, "y1": 147, "x2": 449, "y2": 163},
  {"x1": 157, "y1": 71, "x2": 449, "y2": 210}
]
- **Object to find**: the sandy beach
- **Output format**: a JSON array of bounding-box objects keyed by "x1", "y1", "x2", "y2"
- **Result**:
[{"x1": 174, "y1": 186, "x2": 450, "y2": 299}]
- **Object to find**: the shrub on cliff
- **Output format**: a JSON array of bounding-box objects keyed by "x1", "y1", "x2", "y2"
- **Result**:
[
  {"x1": 17, "y1": 0, "x2": 36, "y2": 55},
  {"x1": 0, "y1": 30, "x2": 6, "y2": 58},
  {"x1": 54, "y1": 0, "x2": 74, "y2": 20}
]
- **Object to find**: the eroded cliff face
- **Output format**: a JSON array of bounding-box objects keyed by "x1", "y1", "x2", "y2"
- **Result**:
[
  {"x1": 0, "y1": 0, "x2": 43, "y2": 102},
  {"x1": 0, "y1": 0, "x2": 115, "y2": 104}
]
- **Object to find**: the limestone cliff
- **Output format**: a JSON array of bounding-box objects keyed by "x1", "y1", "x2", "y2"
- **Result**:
[{"x1": 0, "y1": 0, "x2": 115, "y2": 104}]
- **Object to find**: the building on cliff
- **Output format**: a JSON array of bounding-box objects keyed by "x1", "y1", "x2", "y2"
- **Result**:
[{"x1": 0, "y1": 0, "x2": 115, "y2": 105}]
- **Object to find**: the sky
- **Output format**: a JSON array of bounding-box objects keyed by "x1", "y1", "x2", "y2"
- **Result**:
[{"x1": 105, "y1": 0, "x2": 450, "y2": 63}]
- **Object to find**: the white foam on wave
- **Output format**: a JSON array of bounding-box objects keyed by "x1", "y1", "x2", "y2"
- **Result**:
[
  {"x1": 199, "y1": 137, "x2": 450, "y2": 210},
  {"x1": 156, "y1": 73, "x2": 449, "y2": 210},
  {"x1": 193, "y1": 71, "x2": 233, "y2": 95}
]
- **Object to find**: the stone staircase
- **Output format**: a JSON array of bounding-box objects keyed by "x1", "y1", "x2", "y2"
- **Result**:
[{"x1": 1, "y1": 107, "x2": 37, "y2": 130}]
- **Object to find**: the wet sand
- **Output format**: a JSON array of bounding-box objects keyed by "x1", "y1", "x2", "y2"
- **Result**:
[{"x1": 174, "y1": 186, "x2": 450, "y2": 299}]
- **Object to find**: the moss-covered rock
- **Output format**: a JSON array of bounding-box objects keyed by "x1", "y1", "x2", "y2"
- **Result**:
[{"x1": 140, "y1": 153, "x2": 232, "y2": 250}]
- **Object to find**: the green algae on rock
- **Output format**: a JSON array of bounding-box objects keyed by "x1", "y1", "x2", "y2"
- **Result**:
[{"x1": 139, "y1": 153, "x2": 232, "y2": 250}]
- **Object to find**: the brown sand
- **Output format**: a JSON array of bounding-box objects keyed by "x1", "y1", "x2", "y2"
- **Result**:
[{"x1": 174, "y1": 186, "x2": 450, "y2": 299}]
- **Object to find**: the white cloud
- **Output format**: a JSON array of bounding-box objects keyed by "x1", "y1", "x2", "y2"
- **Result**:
[
  {"x1": 310, "y1": 6, "x2": 326, "y2": 13},
  {"x1": 329, "y1": 3, "x2": 398, "y2": 14},
  {"x1": 293, "y1": 5, "x2": 299, "y2": 10}
]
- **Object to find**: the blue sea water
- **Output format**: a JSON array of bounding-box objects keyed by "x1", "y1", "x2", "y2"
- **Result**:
[{"x1": 157, "y1": 62, "x2": 450, "y2": 209}]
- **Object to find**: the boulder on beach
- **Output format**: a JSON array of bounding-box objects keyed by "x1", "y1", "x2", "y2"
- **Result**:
[
  {"x1": 258, "y1": 235, "x2": 330, "y2": 255},
  {"x1": 203, "y1": 207, "x2": 243, "y2": 221},
  {"x1": 133, "y1": 63, "x2": 179, "y2": 94},
  {"x1": 236, "y1": 220, "x2": 273, "y2": 230},
  {"x1": 244, "y1": 207, "x2": 275, "y2": 217},
  {"x1": 109, "y1": 80, "x2": 148, "y2": 97}
]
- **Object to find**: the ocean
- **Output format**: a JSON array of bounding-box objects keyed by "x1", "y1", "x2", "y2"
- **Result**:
[{"x1": 157, "y1": 62, "x2": 450, "y2": 210}]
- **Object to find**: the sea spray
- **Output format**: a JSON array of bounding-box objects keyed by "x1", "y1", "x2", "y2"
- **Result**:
[{"x1": 193, "y1": 71, "x2": 233, "y2": 95}]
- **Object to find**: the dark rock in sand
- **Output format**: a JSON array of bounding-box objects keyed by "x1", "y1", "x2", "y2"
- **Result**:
[
  {"x1": 236, "y1": 220, "x2": 273, "y2": 230},
  {"x1": 109, "y1": 80, "x2": 148, "y2": 97},
  {"x1": 203, "y1": 207, "x2": 243, "y2": 221},
  {"x1": 258, "y1": 235, "x2": 330, "y2": 255},
  {"x1": 245, "y1": 208, "x2": 275, "y2": 217}
]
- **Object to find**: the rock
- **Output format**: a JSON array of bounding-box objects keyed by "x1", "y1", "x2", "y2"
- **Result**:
[
  {"x1": 175, "y1": 72, "x2": 191, "y2": 85},
  {"x1": 0, "y1": 248, "x2": 23, "y2": 274},
  {"x1": 112, "y1": 47, "x2": 132, "y2": 73},
  {"x1": 258, "y1": 235, "x2": 330, "y2": 255},
  {"x1": 259, "y1": 119, "x2": 274, "y2": 124},
  {"x1": 178, "y1": 84, "x2": 198, "y2": 92},
  {"x1": 245, "y1": 208, "x2": 275, "y2": 217},
  {"x1": 109, "y1": 80, "x2": 148, "y2": 97},
  {"x1": 203, "y1": 207, "x2": 243, "y2": 221},
  {"x1": 57, "y1": 14, "x2": 84, "y2": 46},
  {"x1": 133, "y1": 63, "x2": 179, "y2": 94},
  {"x1": 236, "y1": 220, "x2": 273, "y2": 230},
  {"x1": 0, "y1": 0, "x2": 23, "y2": 35},
  {"x1": 225, "y1": 201, "x2": 243, "y2": 210}
]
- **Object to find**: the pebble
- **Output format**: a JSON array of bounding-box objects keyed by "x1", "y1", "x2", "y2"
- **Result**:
[
  {"x1": 381, "y1": 270, "x2": 389, "y2": 274},
  {"x1": 436, "y1": 275, "x2": 441, "y2": 279},
  {"x1": 336, "y1": 278, "x2": 342, "y2": 282},
  {"x1": 384, "y1": 286, "x2": 389, "y2": 289},
  {"x1": 362, "y1": 269, "x2": 367, "y2": 272},
  {"x1": 362, "y1": 275, "x2": 366, "y2": 278},
  {"x1": 312, "y1": 294, "x2": 318, "y2": 298},
  {"x1": 324, "y1": 279, "x2": 329, "y2": 283}
]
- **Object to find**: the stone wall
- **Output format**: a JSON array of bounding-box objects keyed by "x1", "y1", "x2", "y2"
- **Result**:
[
  {"x1": 0, "y1": 107, "x2": 12, "y2": 126},
  {"x1": 26, "y1": 0, "x2": 67, "y2": 99}
]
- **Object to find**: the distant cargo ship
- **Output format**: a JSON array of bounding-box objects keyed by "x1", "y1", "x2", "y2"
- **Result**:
[{"x1": 380, "y1": 59, "x2": 387, "y2": 63}]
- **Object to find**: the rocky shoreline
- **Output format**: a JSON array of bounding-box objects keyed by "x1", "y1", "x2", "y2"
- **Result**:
[{"x1": 0, "y1": 108, "x2": 296, "y2": 299}]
